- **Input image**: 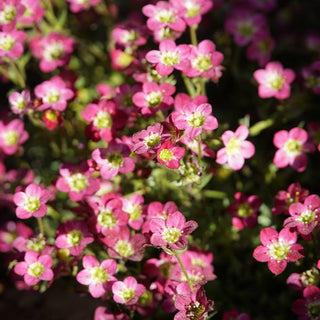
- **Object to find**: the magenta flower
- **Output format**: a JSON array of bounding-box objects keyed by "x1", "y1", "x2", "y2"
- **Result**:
[
  {"x1": 0, "y1": 0, "x2": 25, "y2": 31},
  {"x1": 227, "y1": 192, "x2": 262, "y2": 230},
  {"x1": 150, "y1": 210, "x2": 198, "y2": 250},
  {"x1": 157, "y1": 140, "x2": 185, "y2": 169},
  {"x1": 0, "y1": 29, "x2": 27, "y2": 59},
  {"x1": 272, "y1": 182, "x2": 309, "y2": 216},
  {"x1": 224, "y1": 9, "x2": 267, "y2": 47},
  {"x1": 273, "y1": 127, "x2": 315, "y2": 172},
  {"x1": 145, "y1": 39, "x2": 190, "y2": 76},
  {"x1": 56, "y1": 163, "x2": 100, "y2": 202},
  {"x1": 92, "y1": 139, "x2": 135, "y2": 180},
  {"x1": 29, "y1": 32, "x2": 75, "y2": 73},
  {"x1": 253, "y1": 61, "x2": 295, "y2": 99},
  {"x1": 111, "y1": 23, "x2": 147, "y2": 49},
  {"x1": 65, "y1": 0, "x2": 101, "y2": 13},
  {"x1": 94, "y1": 306, "x2": 129, "y2": 320},
  {"x1": 132, "y1": 82, "x2": 175, "y2": 117},
  {"x1": 76, "y1": 255, "x2": 117, "y2": 298},
  {"x1": 142, "y1": 1, "x2": 186, "y2": 33},
  {"x1": 0, "y1": 119, "x2": 29, "y2": 155},
  {"x1": 171, "y1": 102, "x2": 218, "y2": 139},
  {"x1": 112, "y1": 276, "x2": 146, "y2": 305},
  {"x1": 55, "y1": 220, "x2": 94, "y2": 256},
  {"x1": 34, "y1": 76, "x2": 74, "y2": 112},
  {"x1": 216, "y1": 125, "x2": 255, "y2": 171},
  {"x1": 9, "y1": 90, "x2": 31, "y2": 115},
  {"x1": 284, "y1": 195, "x2": 320, "y2": 236},
  {"x1": 19, "y1": 0, "x2": 44, "y2": 25},
  {"x1": 170, "y1": 0, "x2": 213, "y2": 27},
  {"x1": 222, "y1": 309, "x2": 251, "y2": 320},
  {"x1": 13, "y1": 183, "x2": 51, "y2": 220},
  {"x1": 184, "y1": 40, "x2": 224, "y2": 79},
  {"x1": 14, "y1": 250, "x2": 54, "y2": 286},
  {"x1": 121, "y1": 194, "x2": 145, "y2": 230},
  {"x1": 292, "y1": 285, "x2": 320, "y2": 320},
  {"x1": 174, "y1": 283, "x2": 214, "y2": 320},
  {"x1": 253, "y1": 227, "x2": 304, "y2": 275},
  {"x1": 302, "y1": 61, "x2": 320, "y2": 95}
]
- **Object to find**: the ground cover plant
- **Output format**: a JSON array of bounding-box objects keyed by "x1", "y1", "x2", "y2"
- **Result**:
[{"x1": 1, "y1": 0, "x2": 320, "y2": 319}]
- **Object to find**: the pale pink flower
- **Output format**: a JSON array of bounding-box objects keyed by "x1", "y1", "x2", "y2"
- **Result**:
[
  {"x1": 253, "y1": 61, "x2": 295, "y2": 99},
  {"x1": 94, "y1": 307, "x2": 129, "y2": 320},
  {"x1": 19, "y1": 0, "x2": 44, "y2": 24},
  {"x1": 29, "y1": 32, "x2": 75, "y2": 73},
  {"x1": 92, "y1": 139, "x2": 135, "y2": 180},
  {"x1": 170, "y1": 0, "x2": 213, "y2": 27},
  {"x1": 132, "y1": 82, "x2": 175, "y2": 117},
  {"x1": 112, "y1": 276, "x2": 146, "y2": 305},
  {"x1": 55, "y1": 220, "x2": 94, "y2": 256},
  {"x1": 111, "y1": 23, "x2": 147, "y2": 48},
  {"x1": 171, "y1": 102, "x2": 218, "y2": 139},
  {"x1": 65, "y1": 0, "x2": 101, "y2": 13},
  {"x1": 14, "y1": 250, "x2": 54, "y2": 286},
  {"x1": 273, "y1": 127, "x2": 315, "y2": 172},
  {"x1": 13, "y1": 183, "x2": 51, "y2": 220},
  {"x1": 184, "y1": 40, "x2": 224, "y2": 78},
  {"x1": 225, "y1": 9, "x2": 267, "y2": 47},
  {"x1": 284, "y1": 195, "x2": 320, "y2": 236},
  {"x1": 253, "y1": 227, "x2": 304, "y2": 275},
  {"x1": 145, "y1": 39, "x2": 190, "y2": 76},
  {"x1": 157, "y1": 140, "x2": 185, "y2": 169},
  {"x1": 9, "y1": 90, "x2": 31, "y2": 115},
  {"x1": 76, "y1": 255, "x2": 117, "y2": 298},
  {"x1": 0, "y1": 119, "x2": 29, "y2": 155},
  {"x1": 142, "y1": 1, "x2": 186, "y2": 33},
  {"x1": 0, "y1": 29, "x2": 27, "y2": 59},
  {"x1": 34, "y1": 76, "x2": 74, "y2": 111},
  {"x1": 216, "y1": 125, "x2": 255, "y2": 171},
  {"x1": 150, "y1": 210, "x2": 198, "y2": 250},
  {"x1": 121, "y1": 194, "x2": 145, "y2": 230}
]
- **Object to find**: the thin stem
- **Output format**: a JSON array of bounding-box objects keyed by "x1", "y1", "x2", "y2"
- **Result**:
[
  {"x1": 190, "y1": 25, "x2": 198, "y2": 46},
  {"x1": 5, "y1": 58, "x2": 26, "y2": 89},
  {"x1": 182, "y1": 73, "x2": 196, "y2": 98},
  {"x1": 175, "y1": 252, "x2": 194, "y2": 291},
  {"x1": 44, "y1": 0, "x2": 59, "y2": 26},
  {"x1": 37, "y1": 217, "x2": 45, "y2": 236}
]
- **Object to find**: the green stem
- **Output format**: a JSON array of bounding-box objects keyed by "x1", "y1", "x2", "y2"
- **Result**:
[
  {"x1": 182, "y1": 73, "x2": 196, "y2": 98},
  {"x1": 197, "y1": 136, "x2": 202, "y2": 164},
  {"x1": 44, "y1": 0, "x2": 59, "y2": 26},
  {"x1": 37, "y1": 217, "x2": 45, "y2": 236},
  {"x1": 190, "y1": 25, "x2": 198, "y2": 46},
  {"x1": 5, "y1": 58, "x2": 26, "y2": 89},
  {"x1": 175, "y1": 252, "x2": 194, "y2": 291}
]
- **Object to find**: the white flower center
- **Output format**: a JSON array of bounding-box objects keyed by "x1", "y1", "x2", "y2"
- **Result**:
[
  {"x1": 12, "y1": 96, "x2": 27, "y2": 110},
  {"x1": 298, "y1": 209, "x2": 316, "y2": 224},
  {"x1": 44, "y1": 89, "x2": 60, "y2": 104},
  {"x1": 115, "y1": 239, "x2": 134, "y2": 258},
  {"x1": 266, "y1": 72, "x2": 285, "y2": 90},
  {"x1": 23, "y1": 196, "x2": 41, "y2": 213},
  {"x1": 146, "y1": 91, "x2": 163, "y2": 107},
  {"x1": 156, "y1": 9, "x2": 175, "y2": 23},
  {"x1": 187, "y1": 111, "x2": 205, "y2": 128},
  {"x1": 0, "y1": 5, "x2": 17, "y2": 24},
  {"x1": 144, "y1": 133, "x2": 161, "y2": 148},
  {"x1": 97, "y1": 210, "x2": 116, "y2": 228},
  {"x1": 162, "y1": 227, "x2": 182, "y2": 243},
  {"x1": 185, "y1": 1, "x2": 201, "y2": 17},
  {"x1": 0, "y1": 35, "x2": 15, "y2": 51},
  {"x1": 67, "y1": 173, "x2": 88, "y2": 192},
  {"x1": 66, "y1": 229, "x2": 83, "y2": 246},
  {"x1": 43, "y1": 41, "x2": 64, "y2": 61},
  {"x1": 120, "y1": 287, "x2": 135, "y2": 302},
  {"x1": 192, "y1": 54, "x2": 212, "y2": 72},
  {"x1": 125, "y1": 203, "x2": 142, "y2": 220},
  {"x1": 28, "y1": 262, "x2": 45, "y2": 277},
  {"x1": 283, "y1": 139, "x2": 302, "y2": 157},
  {"x1": 93, "y1": 110, "x2": 112, "y2": 129},
  {"x1": 90, "y1": 266, "x2": 108, "y2": 284},
  {"x1": 160, "y1": 51, "x2": 180, "y2": 66},
  {"x1": 226, "y1": 137, "x2": 241, "y2": 155},
  {"x1": 2, "y1": 130, "x2": 19, "y2": 146},
  {"x1": 268, "y1": 240, "x2": 290, "y2": 261}
]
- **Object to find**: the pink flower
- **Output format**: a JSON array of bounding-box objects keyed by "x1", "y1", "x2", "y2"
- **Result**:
[
  {"x1": 247, "y1": 0, "x2": 277, "y2": 12},
  {"x1": 292, "y1": 285, "x2": 320, "y2": 320},
  {"x1": 42, "y1": 110, "x2": 63, "y2": 131},
  {"x1": 224, "y1": 9, "x2": 267, "y2": 47},
  {"x1": 92, "y1": 139, "x2": 135, "y2": 180},
  {"x1": 29, "y1": 32, "x2": 75, "y2": 73},
  {"x1": 94, "y1": 307, "x2": 129, "y2": 320},
  {"x1": 142, "y1": 1, "x2": 186, "y2": 33},
  {"x1": 253, "y1": 227, "x2": 304, "y2": 275},
  {"x1": 34, "y1": 76, "x2": 74, "y2": 112},
  {"x1": 307, "y1": 121, "x2": 320, "y2": 152},
  {"x1": 171, "y1": 102, "x2": 218, "y2": 139},
  {"x1": 184, "y1": 40, "x2": 224, "y2": 79},
  {"x1": 0, "y1": 0, "x2": 25, "y2": 31},
  {"x1": 157, "y1": 140, "x2": 185, "y2": 169},
  {"x1": 170, "y1": 0, "x2": 213, "y2": 27},
  {"x1": 65, "y1": 0, "x2": 101, "y2": 13},
  {"x1": 302, "y1": 61, "x2": 320, "y2": 95},
  {"x1": 0, "y1": 29, "x2": 27, "y2": 59},
  {"x1": 253, "y1": 61, "x2": 295, "y2": 99},
  {"x1": 227, "y1": 192, "x2": 262, "y2": 230},
  {"x1": 0, "y1": 119, "x2": 29, "y2": 155},
  {"x1": 273, "y1": 127, "x2": 315, "y2": 172},
  {"x1": 272, "y1": 182, "x2": 309, "y2": 216},
  {"x1": 150, "y1": 210, "x2": 198, "y2": 250},
  {"x1": 76, "y1": 255, "x2": 117, "y2": 298},
  {"x1": 216, "y1": 125, "x2": 255, "y2": 170},
  {"x1": 284, "y1": 195, "x2": 320, "y2": 236},
  {"x1": 9, "y1": 90, "x2": 31, "y2": 115},
  {"x1": 174, "y1": 283, "x2": 214, "y2": 320},
  {"x1": 14, "y1": 250, "x2": 54, "y2": 286},
  {"x1": 55, "y1": 220, "x2": 94, "y2": 256},
  {"x1": 13, "y1": 183, "x2": 51, "y2": 219},
  {"x1": 112, "y1": 276, "x2": 146, "y2": 305},
  {"x1": 121, "y1": 194, "x2": 145, "y2": 230},
  {"x1": 132, "y1": 82, "x2": 175, "y2": 117},
  {"x1": 19, "y1": 0, "x2": 44, "y2": 25},
  {"x1": 56, "y1": 163, "x2": 100, "y2": 202},
  {"x1": 145, "y1": 39, "x2": 190, "y2": 76}
]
